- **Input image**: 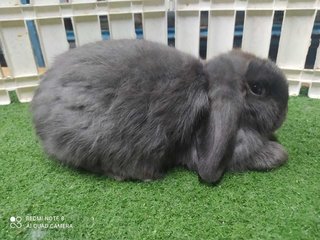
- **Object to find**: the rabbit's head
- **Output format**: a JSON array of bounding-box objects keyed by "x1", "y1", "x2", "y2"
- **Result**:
[
  {"x1": 205, "y1": 50, "x2": 289, "y2": 134},
  {"x1": 241, "y1": 55, "x2": 288, "y2": 134},
  {"x1": 196, "y1": 50, "x2": 288, "y2": 184}
]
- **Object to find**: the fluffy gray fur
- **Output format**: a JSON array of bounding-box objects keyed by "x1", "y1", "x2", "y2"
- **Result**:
[{"x1": 31, "y1": 39, "x2": 289, "y2": 184}]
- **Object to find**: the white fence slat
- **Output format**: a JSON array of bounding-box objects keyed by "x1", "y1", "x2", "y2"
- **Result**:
[
  {"x1": 3, "y1": 75, "x2": 15, "y2": 91},
  {"x1": 0, "y1": 69, "x2": 4, "y2": 91},
  {"x1": 309, "y1": 81, "x2": 320, "y2": 98},
  {"x1": 287, "y1": 0, "x2": 317, "y2": 9},
  {"x1": 0, "y1": 21, "x2": 38, "y2": 77},
  {"x1": 0, "y1": 20, "x2": 39, "y2": 103},
  {"x1": 35, "y1": 5, "x2": 61, "y2": 19},
  {"x1": 109, "y1": 14, "x2": 136, "y2": 40},
  {"x1": 210, "y1": 0, "x2": 235, "y2": 10},
  {"x1": 0, "y1": 64, "x2": 9, "y2": 105},
  {"x1": 242, "y1": 10, "x2": 274, "y2": 58},
  {"x1": 247, "y1": 0, "x2": 274, "y2": 9},
  {"x1": 32, "y1": 0, "x2": 60, "y2": 5},
  {"x1": 107, "y1": 0, "x2": 135, "y2": 40},
  {"x1": 308, "y1": 71, "x2": 320, "y2": 98},
  {"x1": 0, "y1": 90, "x2": 10, "y2": 105},
  {"x1": 73, "y1": 16, "x2": 102, "y2": 46},
  {"x1": 0, "y1": 68, "x2": 10, "y2": 105},
  {"x1": 36, "y1": 18, "x2": 69, "y2": 67},
  {"x1": 71, "y1": 0, "x2": 96, "y2": 3},
  {"x1": 176, "y1": 0, "x2": 201, "y2": 11},
  {"x1": 72, "y1": 2, "x2": 97, "y2": 16},
  {"x1": 313, "y1": 46, "x2": 320, "y2": 70},
  {"x1": 206, "y1": 10, "x2": 235, "y2": 59},
  {"x1": 108, "y1": 1, "x2": 132, "y2": 15},
  {"x1": 281, "y1": 69, "x2": 301, "y2": 96},
  {"x1": 143, "y1": 0, "x2": 166, "y2": 12},
  {"x1": 276, "y1": 9, "x2": 316, "y2": 96},
  {"x1": 0, "y1": 6, "x2": 23, "y2": 22},
  {"x1": 175, "y1": 10, "x2": 200, "y2": 57},
  {"x1": 16, "y1": 85, "x2": 38, "y2": 103},
  {"x1": 309, "y1": 36, "x2": 320, "y2": 98},
  {"x1": 0, "y1": 0, "x2": 20, "y2": 7},
  {"x1": 277, "y1": 9, "x2": 316, "y2": 69},
  {"x1": 143, "y1": 12, "x2": 167, "y2": 44},
  {"x1": 288, "y1": 80, "x2": 301, "y2": 96},
  {"x1": 308, "y1": 39, "x2": 320, "y2": 98}
]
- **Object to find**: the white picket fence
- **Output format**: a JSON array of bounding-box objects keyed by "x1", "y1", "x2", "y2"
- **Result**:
[{"x1": 0, "y1": 0, "x2": 320, "y2": 105}]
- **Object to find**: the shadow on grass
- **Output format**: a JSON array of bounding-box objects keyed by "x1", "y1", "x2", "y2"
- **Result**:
[
  {"x1": 9, "y1": 91, "x2": 20, "y2": 104},
  {"x1": 299, "y1": 86, "x2": 309, "y2": 96}
]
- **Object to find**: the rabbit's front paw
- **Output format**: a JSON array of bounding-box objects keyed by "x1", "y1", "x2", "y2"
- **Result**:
[{"x1": 250, "y1": 141, "x2": 288, "y2": 171}]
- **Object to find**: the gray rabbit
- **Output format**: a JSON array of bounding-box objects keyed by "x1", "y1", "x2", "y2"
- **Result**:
[{"x1": 31, "y1": 39, "x2": 288, "y2": 184}]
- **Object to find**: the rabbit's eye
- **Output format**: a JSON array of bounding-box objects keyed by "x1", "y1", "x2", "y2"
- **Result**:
[{"x1": 249, "y1": 83, "x2": 264, "y2": 96}]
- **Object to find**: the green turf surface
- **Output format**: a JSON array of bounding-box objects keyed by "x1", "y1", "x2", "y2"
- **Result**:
[{"x1": 0, "y1": 92, "x2": 319, "y2": 239}]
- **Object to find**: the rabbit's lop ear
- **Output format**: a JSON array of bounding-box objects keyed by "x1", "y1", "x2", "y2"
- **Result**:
[{"x1": 196, "y1": 55, "x2": 245, "y2": 184}]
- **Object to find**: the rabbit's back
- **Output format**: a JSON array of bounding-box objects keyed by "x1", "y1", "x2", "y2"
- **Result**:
[{"x1": 32, "y1": 40, "x2": 209, "y2": 180}]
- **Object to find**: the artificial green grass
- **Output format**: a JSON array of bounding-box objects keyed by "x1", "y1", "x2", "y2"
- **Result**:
[{"x1": 0, "y1": 92, "x2": 319, "y2": 240}]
